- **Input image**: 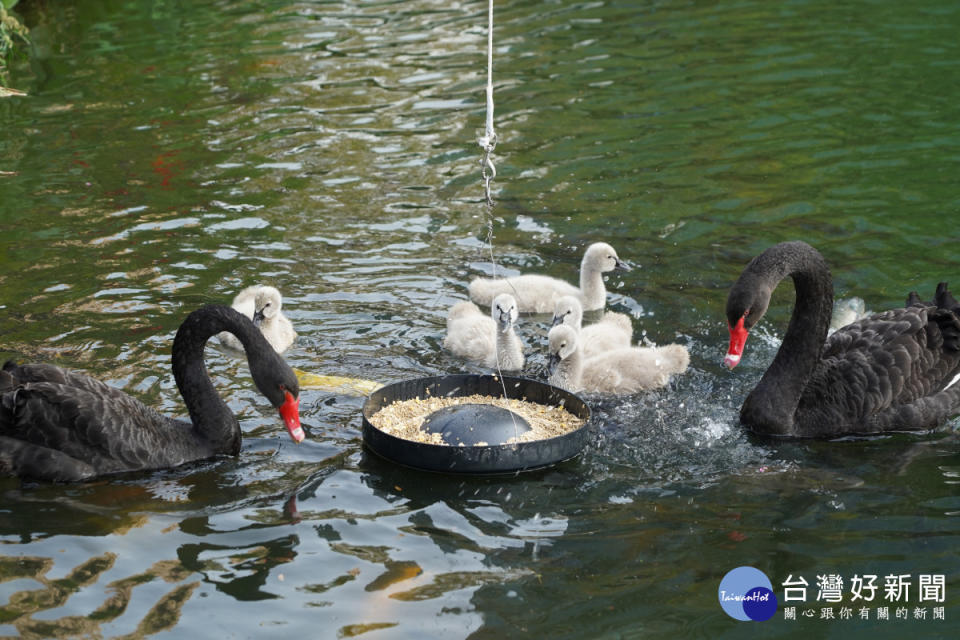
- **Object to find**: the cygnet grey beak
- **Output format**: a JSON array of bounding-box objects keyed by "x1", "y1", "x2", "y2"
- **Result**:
[
  {"x1": 615, "y1": 258, "x2": 632, "y2": 272},
  {"x1": 252, "y1": 308, "x2": 266, "y2": 326},
  {"x1": 496, "y1": 309, "x2": 513, "y2": 333},
  {"x1": 547, "y1": 353, "x2": 561, "y2": 375},
  {"x1": 551, "y1": 313, "x2": 565, "y2": 327}
]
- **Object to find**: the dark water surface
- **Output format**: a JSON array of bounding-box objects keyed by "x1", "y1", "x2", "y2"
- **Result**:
[{"x1": 2, "y1": 0, "x2": 959, "y2": 637}]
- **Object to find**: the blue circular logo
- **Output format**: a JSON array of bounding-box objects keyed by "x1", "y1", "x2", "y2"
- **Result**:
[{"x1": 718, "y1": 566, "x2": 778, "y2": 621}]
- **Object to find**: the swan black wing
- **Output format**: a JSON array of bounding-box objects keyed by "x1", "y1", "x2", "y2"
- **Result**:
[
  {"x1": 799, "y1": 305, "x2": 960, "y2": 434},
  {"x1": 1, "y1": 363, "x2": 197, "y2": 481},
  {"x1": 3, "y1": 361, "x2": 136, "y2": 403}
]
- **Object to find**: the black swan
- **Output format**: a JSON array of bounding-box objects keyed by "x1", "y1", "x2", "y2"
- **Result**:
[
  {"x1": 0, "y1": 305, "x2": 303, "y2": 482},
  {"x1": 724, "y1": 241, "x2": 960, "y2": 437}
]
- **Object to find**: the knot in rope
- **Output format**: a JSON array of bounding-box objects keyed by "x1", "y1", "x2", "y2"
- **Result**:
[{"x1": 479, "y1": 132, "x2": 497, "y2": 206}]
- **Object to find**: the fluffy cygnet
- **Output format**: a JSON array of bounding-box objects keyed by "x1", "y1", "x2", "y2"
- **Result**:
[
  {"x1": 552, "y1": 295, "x2": 632, "y2": 358},
  {"x1": 468, "y1": 242, "x2": 630, "y2": 313},
  {"x1": 218, "y1": 285, "x2": 297, "y2": 354},
  {"x1": 829, "y1": 296, "x2": 868, "y2": 334},
  {"x1": 443, "y1": 293, "x2": 524, "y2": 370},
  {"x1": 547, "y1": 324, "x2": 688, "y2": 394}
]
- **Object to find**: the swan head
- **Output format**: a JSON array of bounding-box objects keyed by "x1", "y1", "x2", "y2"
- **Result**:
[
  {"x1": 249, "y1": 346, "x2": 304, "y2": 443},
  {"x1": 724, "y1": 277, "x2": 772, "y2": 369},
  {"x1": 547, "y1": 324, "x2": 579, "y2": 374},
  {"x1": 492, "y1": 294, "x2": 518, "y2": 333},
  {"x1": 583, "y1": 242, "x2": 631, "y2": 274},
  {"x1": 232, "y1": 285, "x2": 283, "y2": 322},
  {"x1": 251, "y1": 286, "x2": 284, "y2": 325},
  {"x1": 552, "y1": 295, "x2": 583, "y2": 329}
]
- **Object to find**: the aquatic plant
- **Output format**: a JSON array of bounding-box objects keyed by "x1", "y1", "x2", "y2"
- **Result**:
[{"x1": 0, "y1": 0, "x2": 29, "y2": 89}]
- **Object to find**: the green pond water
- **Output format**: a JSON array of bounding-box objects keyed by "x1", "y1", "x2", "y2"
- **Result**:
[{"x1": 1, "y1": 0, "x2": 959, "y2": 637}]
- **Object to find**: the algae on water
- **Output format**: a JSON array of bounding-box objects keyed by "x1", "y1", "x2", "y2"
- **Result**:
[{"x1": 1, "y1": 0, "x2": 29, "y2": 90}]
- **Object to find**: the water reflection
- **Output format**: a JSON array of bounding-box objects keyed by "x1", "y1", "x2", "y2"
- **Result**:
[{"x1": 0, "y1": 552, "x2": 197, "y2": 639}]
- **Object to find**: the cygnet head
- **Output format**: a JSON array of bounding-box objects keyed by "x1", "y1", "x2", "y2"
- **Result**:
[
  {"x1": 583, "y1": 242, "x2": 631, "y2": 274},
  {"x1": 552, "y1": 295, "x2": 583, "y2": 329},
  {"x1": 547, "y1": 324, "x2": 579, "y2": 372},
  {"x1": 251, "y1": 286, "x2": 283, "y2": 325},
  {"x1": 491, "y1": 293, "x2": 519, "y2": 333}
]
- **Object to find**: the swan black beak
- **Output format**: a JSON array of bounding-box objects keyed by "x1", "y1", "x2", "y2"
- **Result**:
[{"x1": 279, "y1": 390, "x2": 304, "y2": 443}]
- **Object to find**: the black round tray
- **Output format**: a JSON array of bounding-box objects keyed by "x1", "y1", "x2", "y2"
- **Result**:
[{"x1": 361, "y1": 374, "x2": 591, "y2": 474}]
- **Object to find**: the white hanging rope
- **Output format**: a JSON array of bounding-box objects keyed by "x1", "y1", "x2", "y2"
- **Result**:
[
  {"x1": 478, "y1": 0, "x2": 497, "y2": 206},
  {"x1": 475, "y1": 0, "x2": 520, "y2": 444}
]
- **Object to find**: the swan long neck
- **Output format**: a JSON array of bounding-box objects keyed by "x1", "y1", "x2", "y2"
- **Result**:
[
  {"x1": 579, "y1": 262, "x2": 606, "y2": 310},
  {"x1": 495, "y1": 325, "x2": 523, "y2": 369},
  {"x1": 556, "y1": 347, "x2": 584, "y2": 390},
  {"x1": 171, "y1": 305, "x2": 258, "y2": 454},
  {"x1": 744, "y1": 242, "x2": 833, "y2": 432}
]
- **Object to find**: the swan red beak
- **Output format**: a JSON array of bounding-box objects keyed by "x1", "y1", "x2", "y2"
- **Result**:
[
  {"x1": 279, "y1": 390, "x2": 304, "y2": 443},
  {"x1": 725, "y1": 317, "x2": 748, "y2": 369}
]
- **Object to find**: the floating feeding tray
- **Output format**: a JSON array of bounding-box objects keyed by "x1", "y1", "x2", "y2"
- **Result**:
[{"x1": 362, "y1": 374, "x2": 591, "y2": 474}]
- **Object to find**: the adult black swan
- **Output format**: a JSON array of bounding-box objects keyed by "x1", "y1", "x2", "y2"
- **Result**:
[
  {"x1": 0, "y1": 305, "x2": 303, "y2": 482},
  {"x1": 724, "y1": 241, "x2": 960, "y2": 437}
]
